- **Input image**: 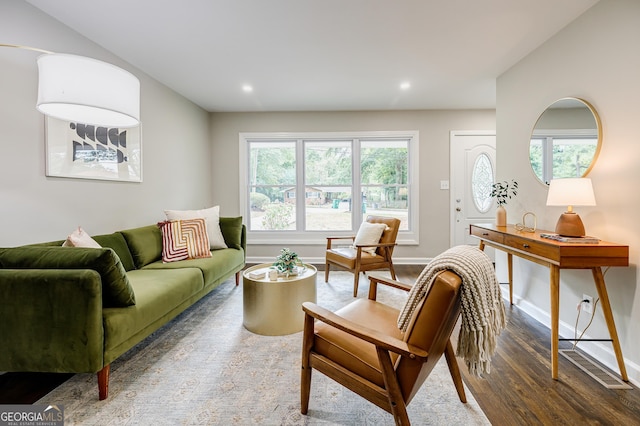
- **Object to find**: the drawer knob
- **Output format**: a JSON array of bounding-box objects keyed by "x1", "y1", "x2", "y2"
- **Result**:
[
  {"x1": 482, "y1": 233, "x2": 489, "y2": 236},
  {"x1": 523, "y1": 244, "x2": 530, "y2": 248}
]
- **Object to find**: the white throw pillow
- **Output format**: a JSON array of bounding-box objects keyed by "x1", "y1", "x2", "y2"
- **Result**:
[
  {"x1": 353, "y1": 222, "x2": 387, "y2": 254},
  {"x1": 164, "y1": 205, "x2": 227, "y2": 250},
  {"x1": 62, "y1": 226, "x2": 102, "y2": 248}
]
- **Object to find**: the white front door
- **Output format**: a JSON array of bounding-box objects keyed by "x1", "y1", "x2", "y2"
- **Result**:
[{"x1": 450, "y1": 131, "x2": 496, "y2": 247}]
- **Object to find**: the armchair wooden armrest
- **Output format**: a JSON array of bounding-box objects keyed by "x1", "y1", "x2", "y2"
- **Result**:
[
  {"x1": 326, "y1": 235, "x2": 355, "y2": 249},
  {"x1": 367, "y1": 273, "x2": 412, "y2": 300},
  {"x1": 302, "y1": 301, "x2": 428, "y2": 360}
]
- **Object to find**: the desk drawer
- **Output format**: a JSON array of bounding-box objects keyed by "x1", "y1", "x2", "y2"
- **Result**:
[
  {"x1": 470, "y1": 226, "x2": 504, "y2": 244},
  {"x1": 504, "y1": 235, "x2": 558, "y2": 261}
]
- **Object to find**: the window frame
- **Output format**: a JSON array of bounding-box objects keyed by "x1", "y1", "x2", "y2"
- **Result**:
[{"x1": 239, "y1": 131, "x2": 419, "y2": 245}]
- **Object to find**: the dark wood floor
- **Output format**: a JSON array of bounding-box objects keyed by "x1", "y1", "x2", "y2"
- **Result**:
[{"x1": 2, "y1": 265, "x2": 639, "y2": 425}]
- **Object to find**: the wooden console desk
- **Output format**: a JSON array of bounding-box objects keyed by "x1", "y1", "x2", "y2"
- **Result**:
[{"x1": 470, "y1": 223, "x2": 629, "y2": 381}]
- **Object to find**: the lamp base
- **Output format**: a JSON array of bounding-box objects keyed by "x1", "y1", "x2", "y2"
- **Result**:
[{"x1": 555, "y1": 212, "x2": 586, "y2": 237}]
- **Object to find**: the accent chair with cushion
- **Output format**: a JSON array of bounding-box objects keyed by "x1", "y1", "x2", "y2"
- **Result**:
[
  {"x1": 325, "y1": 215, "x2": 400, "y2": 297},
  {"x1": 301, "y1": 271, "x2": 466, "y2": 425}
]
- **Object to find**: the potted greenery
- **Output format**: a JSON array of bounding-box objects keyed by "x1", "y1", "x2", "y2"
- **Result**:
[
  {"x1": 273, "y1": 248, "x2": 302, "y2": 276},
  {"x1": 490, "y1": 180, "x2": 518, "y2": 226}
]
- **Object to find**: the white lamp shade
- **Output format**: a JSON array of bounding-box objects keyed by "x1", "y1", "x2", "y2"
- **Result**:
[
  {"x1": 36, "y1": 53, "x2": 140, "y2": 128},
  {"x1": 546, "y1": 178, "x2": 596, "y2": 207}
]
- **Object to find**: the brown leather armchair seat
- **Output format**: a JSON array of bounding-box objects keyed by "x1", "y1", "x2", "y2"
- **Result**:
[
  {"x1": 325, "y1": 215, "x2": 400, "y2": 297},
  {"x1": 301, "y1": 271, "x2": 466, "y2": 425}
]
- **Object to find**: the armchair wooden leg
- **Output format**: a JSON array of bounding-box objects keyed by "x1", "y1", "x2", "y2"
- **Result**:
[
  {"x1": 97, "y1": 364, "x2": 110, "y2": 400},
  {"x1": 353, "y1": 272, "x2": 360, "y2": 297},
  {"x1": 235, "y1": 271, "x2": 240, "y2": 286},
  {"x1": 300, "y1": 314, "x2": 315, "y2": 414},
  {"x1": 444, "y1": 340, "x2": 467, "y2": 403},
  {"x1": 376, "y1": 347, "x2": 410, "y2": 426},
  {"x1": 389, "y1": 262, "x2": 397, "y2": 281},
  {"x1": 325, "y1": 262, "x2": 330, "y2": 283}
]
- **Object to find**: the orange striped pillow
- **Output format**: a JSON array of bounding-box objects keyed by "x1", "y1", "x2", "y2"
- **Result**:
[{"x1": 158, "y1": 219, "x2": 212, "y2": 263}]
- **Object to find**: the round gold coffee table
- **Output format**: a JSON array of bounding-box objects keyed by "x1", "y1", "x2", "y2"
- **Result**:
[{"x1": 242, "y1": 263, "x2": 317, "y2": 336}]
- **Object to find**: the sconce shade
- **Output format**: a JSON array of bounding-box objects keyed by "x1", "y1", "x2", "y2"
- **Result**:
[
  {"x1": 36, "y1": 53, "x2": 140, "y2": 127},
  {"x1": 546, "y1": 178, "x2": 596, "y2": 237}
]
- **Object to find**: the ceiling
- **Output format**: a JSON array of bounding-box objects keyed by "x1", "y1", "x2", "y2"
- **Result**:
[{"x1": 26, "y1": 0, "x2": 598, "y2": 112}]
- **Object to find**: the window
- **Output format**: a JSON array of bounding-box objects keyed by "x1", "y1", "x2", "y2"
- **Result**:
[
  {"x1": 240, "y1": 131, "x2": 419, "y2": 244},
  {"x1": 530, "y1": 130, "x2": 598, "y2": 184}
]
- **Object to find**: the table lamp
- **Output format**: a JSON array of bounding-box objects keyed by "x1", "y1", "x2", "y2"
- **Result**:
[{"x1": 546, "y1": 178, "x2": 596, "y2": 237}]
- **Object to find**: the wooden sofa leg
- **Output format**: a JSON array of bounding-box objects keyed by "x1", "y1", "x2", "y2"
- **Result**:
[
  {"x1": 98, "y1": 364, "x2": 110, "y2": 400},
  {"x1": 235, "y1": 271, "x2": 240, "y2": 286}
]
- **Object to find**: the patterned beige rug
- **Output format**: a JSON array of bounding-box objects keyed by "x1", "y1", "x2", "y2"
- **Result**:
[{"x1": 37, "y1": 272, "x2": 490, "y2": 425}]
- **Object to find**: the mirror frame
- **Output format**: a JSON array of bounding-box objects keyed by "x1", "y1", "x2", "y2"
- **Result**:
[{"x1": 530, "y1": 97, "x2": 602, "y2": 185}]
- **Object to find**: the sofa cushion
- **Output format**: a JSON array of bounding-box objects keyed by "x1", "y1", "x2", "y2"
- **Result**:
[
  {"x1": 143, "y1": 247, "x2": 245, "y2": 287},
  {"x1": 0, "y1": 246, "x2": 135, "y2": 308},
  {"x1": 93, "y1": 232, "x2": 136, "y2": 272},
  {"x1": 158, "y1": 219, "x2": 212, "y2": 263},
  {"x1": 120, "y1": 225, "x2": 163, "y2": 269},
  {"x1": 62, "y1": 226, "x2": 101, "y2": 248},
  {"x1": 102, "y1": 268, "x2": 204, "y2": 364},
  {"x1": 164, "y1": 206, "x2": 227, "y2": 250},
  {"x1": 219, "y1": 216, "x2": 243, "y2": 250}
]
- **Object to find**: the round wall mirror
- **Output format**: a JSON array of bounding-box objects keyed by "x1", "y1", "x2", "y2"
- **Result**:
[{"x1": 529, "y1": 97, "x2": 602, "y2": 185}]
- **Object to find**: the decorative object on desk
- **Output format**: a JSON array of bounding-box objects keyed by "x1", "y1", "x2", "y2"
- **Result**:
[
  {"x1": 546, "y1": 178, "x2": 596, "y2": 237},
  {"x1": 273, "y1": 248, "x2": 302, "y2": 277},
  {"x1": 539, "y1": 233, "x2": 600, "y2": 244},
  {"x1": 490, "y1": 179, "x2": 518, "y2": 226},
  {"x1": 515, "y1": 212, "x2": 537, "y2": 232}
]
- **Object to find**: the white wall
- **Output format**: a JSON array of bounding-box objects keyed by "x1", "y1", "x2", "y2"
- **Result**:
[
  {"x1": 210, "y1": 110, "x2": 495, "y2": 262},
  {"x1": 497, "y1": 0, "x2": 640, "y2": 383},
  {"x1": 0, "y1": 1, "x2": 212, "y2": 245}
]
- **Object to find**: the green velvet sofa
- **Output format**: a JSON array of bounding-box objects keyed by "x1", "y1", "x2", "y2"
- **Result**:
[{"x1": 0, "y1": 217, "x2": 246, "y2": 400}]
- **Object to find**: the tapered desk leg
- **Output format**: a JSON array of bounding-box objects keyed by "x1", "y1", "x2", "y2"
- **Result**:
[
  {"x1": 592, "y1": 267, "x2": 628, "y2": 381},
  {"x1": 550, "y1": 265, "x2": 560, "y2": 380},
  {"x1": 507, "y1": 253, "x2": 513, "y2": 305}
]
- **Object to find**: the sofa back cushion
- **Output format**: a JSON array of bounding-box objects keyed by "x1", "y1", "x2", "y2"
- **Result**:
[
  {"x1": 0, "y1": 246, "x2": 135, "y2": 307},
  {"x1": 219, "y1": 217, "x2": 244, "y2": 250},
  {"x1": 93, "y1": 232, "x2": 137, "y2": 272},
  {"x1": 119, "y1": 225, "x2": 163, "y2": 269}
]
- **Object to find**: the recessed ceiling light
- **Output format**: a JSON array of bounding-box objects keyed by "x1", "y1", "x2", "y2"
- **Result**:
[
  {"x1": 400, "y1": 82, "x2": 411, "y2": 90},
  {"x1": 242, "y1": 84, "x2": 253, "y2": 93}
]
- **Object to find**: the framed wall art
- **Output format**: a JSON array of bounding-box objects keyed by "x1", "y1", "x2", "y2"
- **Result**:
[{"x1": 45, "y1": 117, "x2": 142, "y2": 182}]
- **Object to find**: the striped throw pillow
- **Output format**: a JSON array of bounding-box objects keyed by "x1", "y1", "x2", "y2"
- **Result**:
[{"x1": 158, "y1": 219, "x2": 212, "y2": 263}]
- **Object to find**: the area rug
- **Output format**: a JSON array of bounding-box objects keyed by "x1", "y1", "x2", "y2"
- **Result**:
[{"x1": 37, "y1": 272, "x2": 490, "y2": 425}]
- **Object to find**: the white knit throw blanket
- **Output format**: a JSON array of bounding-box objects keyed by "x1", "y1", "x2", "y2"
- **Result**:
[{"x1": 397, "y1": 245, "x2": 506, "y2": 377}]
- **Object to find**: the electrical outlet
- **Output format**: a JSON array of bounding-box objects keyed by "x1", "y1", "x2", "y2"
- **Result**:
[{"x1": 582, "y1": 294, "x2": 593, "y2": 314}]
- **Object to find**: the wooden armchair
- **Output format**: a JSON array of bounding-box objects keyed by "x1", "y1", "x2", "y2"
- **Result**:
[
  {"x1": 301, "y1": 271, "x2": 466, "y2": 426},
  {"x1": 325, "y1": 215, "x2": 400, "y2": 297}
]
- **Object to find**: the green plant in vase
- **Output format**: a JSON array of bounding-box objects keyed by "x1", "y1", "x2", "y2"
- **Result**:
[
  {"x1": 273, "y1": 248, "x2": 302, "y2": 276},
  {"x1": 490, "y1": 180, "x2": 518, "y2": 226}
]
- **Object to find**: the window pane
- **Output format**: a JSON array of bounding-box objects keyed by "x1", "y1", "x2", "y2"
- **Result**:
[
  {"x1": 362, "y1": 186, "x2": 409, "y2": 230},
  {"x1": 552, "y1": 138, "x2": 597, "y2": 178},
  {"x1": 529, "y1": 138, "x2": 544, "y2": 182},
  {"x1": 249, "y1": 186, "x2": 296, "y2": 230},
  {"x1": 249, "y1": 141, "x2": 296, "y2": 186},
  {"x1": 304, "y1": 140, "x2": 352, "y2": 185},
  {"x1": 361, "y1": 140, "x2": 408, "y2": 185},
  {"x1": 305, "y1": 187, "x2": 352, "y2": 231}
]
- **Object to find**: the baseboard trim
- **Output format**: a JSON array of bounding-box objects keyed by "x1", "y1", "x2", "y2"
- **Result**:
[
  {"x1": 245, "y1": 256, "x2": 432, "y2": 265},
  {"x1": 501, "y1": 287, "x2": 639, "y2": 388}
]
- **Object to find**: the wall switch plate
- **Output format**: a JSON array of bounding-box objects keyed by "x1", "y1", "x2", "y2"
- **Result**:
[{"x1": 440, "y1": 180, "x2": 449, "y2": 190}]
